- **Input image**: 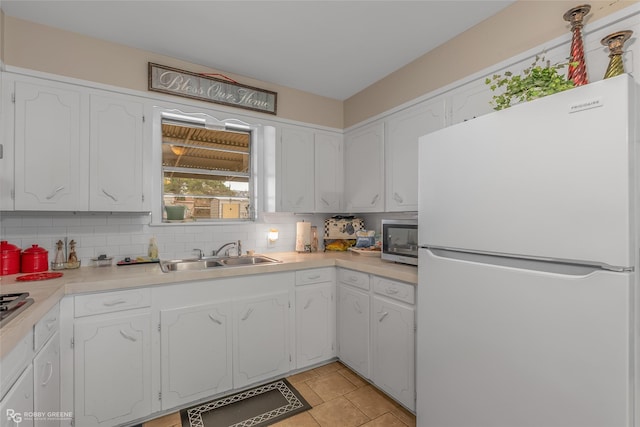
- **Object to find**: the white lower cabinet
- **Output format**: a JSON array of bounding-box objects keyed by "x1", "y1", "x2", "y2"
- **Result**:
[
  {"x1": 295, "y1": 268, "x2": 336, "y2": 369},
  {"x1": 336, "y1": 269, "x2": 416, "y2": 411},
  {"x1": 371, "y1": 296, "x2": 415, "y2": 411},
  {"x1": 233, "y1": 291, "x2": 291, "y2": 389},
  {"x1": 56, "y1": 267, "x2": 415, "y2": 425},
  {"x1": 73, "y1": 304, "x2": 152, "y2": 426},
  {"x1": 337, "y1": 270, "x2": 371, "y2": 379},
  {"x1": 0, "y1": 365, "x2": 34, "y2": 427},
  {"x1": 0, "y1": 304, "x2": 61, "y2": 427},
  {"x1": 33, "y1": 332, "x2": 61, "y2": 427},
  {"x1": 160, "y1": 301, "x2": 233, "y2": 409}
]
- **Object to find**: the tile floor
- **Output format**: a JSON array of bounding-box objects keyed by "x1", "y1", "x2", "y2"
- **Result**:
[{"x1": 143, "y1": 361, "x2": 416, "y2": 427}]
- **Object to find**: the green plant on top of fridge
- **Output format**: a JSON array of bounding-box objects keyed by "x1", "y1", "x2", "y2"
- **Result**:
[{"x1": 486, "y1": 55, "x2": 575, "y2": 110}]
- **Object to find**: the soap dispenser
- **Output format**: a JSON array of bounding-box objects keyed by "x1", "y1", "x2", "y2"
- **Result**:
[{"x1": 148, "y1": 237, "x2": 159, "y2": 259}]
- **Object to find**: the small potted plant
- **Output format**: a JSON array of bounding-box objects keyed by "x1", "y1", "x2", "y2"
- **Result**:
[{"x1": 485, "y1": 55, "x2": 576, "y2": 110}]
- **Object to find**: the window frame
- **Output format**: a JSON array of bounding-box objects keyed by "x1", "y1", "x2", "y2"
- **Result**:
[{"x1": 151, "y1": 108, "x2": 260, "y2": 225}]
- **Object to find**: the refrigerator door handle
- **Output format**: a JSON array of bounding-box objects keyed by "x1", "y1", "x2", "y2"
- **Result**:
[{"x1": 422, "y1": 247, "x2": 631, "y2": 276}]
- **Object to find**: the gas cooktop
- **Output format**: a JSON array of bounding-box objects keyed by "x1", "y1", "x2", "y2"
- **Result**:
[{"x1": 0, "y1": 292, "x2": 34, "y2": 328}]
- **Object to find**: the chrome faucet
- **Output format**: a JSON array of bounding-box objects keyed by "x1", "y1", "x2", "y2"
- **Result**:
[
  {"x1": 212, "y1": 240, "x2": 241, "y2": 257},
  {"x1": 193, "y1": 248, "x2": 204, "y2": 259}
]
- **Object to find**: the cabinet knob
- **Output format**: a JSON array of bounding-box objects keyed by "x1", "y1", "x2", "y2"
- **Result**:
[
  {"x1": 119, "y1": 329, "x2": 138, "y2": 342},
  {"x1": 41, "y1": 361, "x2": 54, "y2": 386},
  {"x1": 208, "y1": 314, "x2": 222, "y2": 325},
  {"x1": 103, "y1": 299, "x2": 127, "y2": 307},
  {"x1": 102, "y1": 188, "x2": 118, "y2": 202},
  {"x1": 46, "y1": 186, "x2": 65, "y2": 200}
]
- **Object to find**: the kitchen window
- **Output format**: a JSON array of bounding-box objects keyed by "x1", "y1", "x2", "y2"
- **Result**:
[{"x1": 160, "y1": 112, "x2": 256, "y2": 223}]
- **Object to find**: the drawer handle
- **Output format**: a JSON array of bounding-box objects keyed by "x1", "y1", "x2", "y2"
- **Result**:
[
  {"x1": 119, "y1": 330, "x2": 137, "y2": 342},
  {"x1": 304, "y1": 298, "x2": 314, "y2": 310},
  {"x1": 307, "y1": 274, "x2": 321, "y2": 280},
  {"x1": 208, "y1": 314, "x2": 222, "y2": 325},
  {"x1": 41, "y1": 361, "x2": 54, "y2": 386},
  {"x1": 102, "y1": 188, "x2": 118, "y2": 202},
  {"x1": 241, "y1": 308, "x2": 254, "y2": 321},
  {"x1": 385, "y1": 287, "x2": 399, "y2": 295},
  {"x1": 348, "y1": 276, "x2": 359, "y2": 282},
  {"x1": 353, "y1": 300, "x2": 362, "y2": 314},
  {"x1": 378, "y1": 311, "x2": 389, "y2": 322},
  {"x1": 103, "y1": 299, "x2": 127, "y2": 307},
  {"x1": 46, "y1": 186, "x2": 65, "y2": 200}
]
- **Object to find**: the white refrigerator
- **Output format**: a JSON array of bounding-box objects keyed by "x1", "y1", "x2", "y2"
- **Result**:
[{"x1": 417, "y1": 74, "x2": 638, "y2": 427}]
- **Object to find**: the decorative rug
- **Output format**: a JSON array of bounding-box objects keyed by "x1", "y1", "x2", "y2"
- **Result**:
[{"x1": 180, "y1": 378, "x2": 311, "y2": 427}]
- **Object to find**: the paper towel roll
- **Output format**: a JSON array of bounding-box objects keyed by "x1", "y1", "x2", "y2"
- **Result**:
[{"x1": 296, "y1": 221, "x2": 311, "y2": 252}]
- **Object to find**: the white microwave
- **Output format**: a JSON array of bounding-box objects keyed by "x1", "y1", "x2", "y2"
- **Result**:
[{"x1": 381, "y1": 219, "x2": 418, "y2": 266}]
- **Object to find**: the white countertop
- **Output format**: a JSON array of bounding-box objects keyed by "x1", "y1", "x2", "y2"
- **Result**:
[{"x1": 0, "y1": 251, "x2": 417, "y2": 359}]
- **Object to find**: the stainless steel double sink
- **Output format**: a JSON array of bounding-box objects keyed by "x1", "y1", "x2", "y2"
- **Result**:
[{"x1": 160, "y1": 255, "x2": 281, "y2": 273}]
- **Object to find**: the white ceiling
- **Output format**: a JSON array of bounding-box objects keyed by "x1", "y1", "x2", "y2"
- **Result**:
[{"x1": 1, "y1": 1, "x2": 515, "y2": 100}]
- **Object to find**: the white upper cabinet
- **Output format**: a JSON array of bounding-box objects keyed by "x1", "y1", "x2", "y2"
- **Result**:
[
  {"x1": 89, "y1": 93, "x2": 144, "y2": 211},
  {"x1": 385, "y1": 100, "x2": 446, "y2": 212},
  {"x1": 448, "y1": 78, "x2": 496, "y2": 125},
  {"x1": 278, "y1": 127, "x2": 315, "y2": 212},
  {"x1": 6, "y1": 74, "x2": 148, "y2": 212},
  {"x1": 277, "y1": 127, "x2": 343, "y2": 213},
  {"x1": 344, "y1": 122, "x2": 385, "y2": 213},
  {"x1": 13, "y1": 79, "x2": 87, "y2": 211},
  {"x1": 315, "y1": 132, "x2": 343, "y2": 212}
]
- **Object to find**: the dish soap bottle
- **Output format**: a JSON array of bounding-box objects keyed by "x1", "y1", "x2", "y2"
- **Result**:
[{"x1": 148, "y1": 237, "x2": 159, "y2": 260}]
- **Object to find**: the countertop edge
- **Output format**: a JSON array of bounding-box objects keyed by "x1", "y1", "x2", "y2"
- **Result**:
[{"x1": 0, "y1": 252, "x2": 417, "y2": 359}]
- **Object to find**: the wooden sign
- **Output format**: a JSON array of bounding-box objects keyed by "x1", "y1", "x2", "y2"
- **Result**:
[{"x1": 148, "y1": 63, "x2": 277, "y2": 115}]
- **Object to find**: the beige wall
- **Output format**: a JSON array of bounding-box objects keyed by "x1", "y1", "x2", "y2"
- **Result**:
[
  {"x1": 2, "y1": 15, "x2": 344, "y2": 129},
  {"x1": 2, "y1": 1, "x2": 638, "y2": 130},
  {"x1": 343, "y1": 0, "x2": 639, "y2": 128}
]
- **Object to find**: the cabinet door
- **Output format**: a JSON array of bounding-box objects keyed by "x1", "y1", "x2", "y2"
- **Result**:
[
  {"x1": 295, "y1": 282, "x2": 336, "y2": 369},
  {"x1": 448, "y1": 78, "x2": 496, "y2": 125},
  {"x1": 160, "y1": 302, "x2": 232, "y2": 409},
  {"x1": 0, "y1": 365, "x2": 34, "y2": 427},
  {"x1": 372, "y1": 296, "x2": 415, "y2": 411},
  {"x1": 89, "y1": 93, "x2": 144, "y2": 211},
  {"x1": 33, "y1": 333, "x2": 60, "y2": 427},
  {"x1": 233, "y1": 291, "x2": 291, "y2": 388},
  {"x1": 337, "y1": 283, "x2": 370, "y2": 378},
  {"x1": 1, "y1": 76, "x2": 15, "y2": 210},
  {"x1": 314, "y1": 133, "x2": 343, "y2": 212},
  {"x1": 385, "y1": 100, "x2": 445, "y2": 211},
  {"x1": 278, "y1": 127, "x2": 315, "y2": 212},
  {"x1": 344, "y1": 122, "x2": 384, "y2": 212},
  {"x1": 74, "y1": 312, "x2": 152, "y2": 427},
  {"x1": 14, "y1": 80, "x2": 86, "y2": 210}
]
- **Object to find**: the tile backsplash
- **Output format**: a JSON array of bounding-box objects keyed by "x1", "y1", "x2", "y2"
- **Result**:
[{"x1": 0, "y1": 211, "x2": 329, "y2": 266}]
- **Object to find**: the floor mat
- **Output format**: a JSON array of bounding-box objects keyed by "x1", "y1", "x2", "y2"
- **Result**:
[{"x1": 180, "y1": 378, "x2": 311, "y2": 427}]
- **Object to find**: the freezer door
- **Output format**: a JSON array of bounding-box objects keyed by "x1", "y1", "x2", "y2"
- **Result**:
[
  {"x1": 417, "y1": 248, "x2": 633, "y2": 427},
  {"x1": 418, "y1": 75, "x2": 637, "y2": 269}
]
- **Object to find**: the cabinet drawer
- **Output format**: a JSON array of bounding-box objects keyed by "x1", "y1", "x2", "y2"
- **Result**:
[
  {"x1": 338, "y1": 269, "x2": 369, "y2": 290},
  {"x1": 34, "y1": 303, "x2": 59, "y2": 351},
  {"x1": 373, "y1": 277, "x2": 415, "y2": 305},
  {"x1": 0, "y1": 329, "x2": 34, "y2": 400},
  {"x1": 296, "y1": 268, "x2": 334, "y2": 285},
  {"x1": 74, "y1": 288, "x2": 151, "y2": 317}
]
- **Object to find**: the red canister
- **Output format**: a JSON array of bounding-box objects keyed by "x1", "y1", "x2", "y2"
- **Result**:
[
  {"x1": 0, "y1": 241, "x2": 21, "y2": 275},
  {"x1": 21, "y1": 245, "x2": 49, "y2": 273}
]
